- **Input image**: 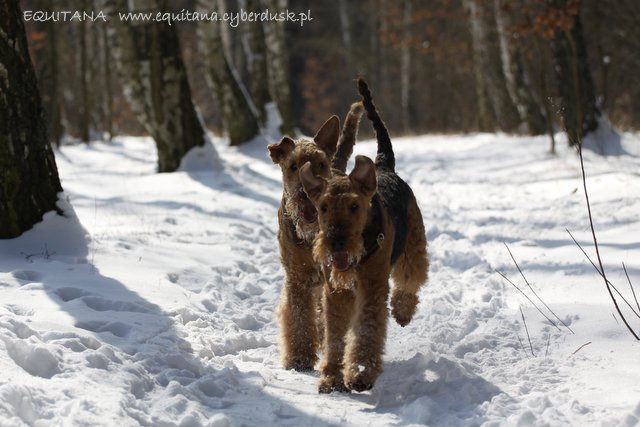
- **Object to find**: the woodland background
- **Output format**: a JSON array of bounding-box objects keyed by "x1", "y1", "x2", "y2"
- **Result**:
[{"x1": 23, "y1": 0, "x2": 640, "y2": 151}]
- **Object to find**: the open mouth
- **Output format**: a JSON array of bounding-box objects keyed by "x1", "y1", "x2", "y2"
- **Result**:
[
  {"x1": 331, "y1": 251, "x2": 352, "y2": 272},
  {"x1": 299, "y1": 198, "x2": 318, "y2": 224}
]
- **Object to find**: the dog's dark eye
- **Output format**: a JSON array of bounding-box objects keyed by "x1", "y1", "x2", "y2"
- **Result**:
[
  {"x1": 290, "y1": 164, "x2": 298, "y2": 172},
  {"x1": 350, "y1": 203, "x2": 359, "y2": 212},
  {"x1": 321, "y1": 204, "x2": 328, "y2": 213},
  {"x1": 319, "y1": 163, "x2": 325, "y2": 171}
]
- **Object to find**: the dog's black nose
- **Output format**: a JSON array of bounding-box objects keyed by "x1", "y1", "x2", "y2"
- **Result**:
[{"x1": 329, "y1": 235, "x2": 346, "y2": 251}]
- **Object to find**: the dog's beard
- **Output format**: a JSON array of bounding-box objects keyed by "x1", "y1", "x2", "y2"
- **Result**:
[
  {"x1": 313, "y1": 233, "x2": 364, "y2": 292},
  {"x1": 284, "y1": 191, "x2": 318, "y2": 244}
]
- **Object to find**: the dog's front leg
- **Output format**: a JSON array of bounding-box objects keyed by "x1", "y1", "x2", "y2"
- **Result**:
[
  {"x1": 318, "y1": 286, "x2": 354, "y2": 393},
  {"x1": 278, "y1": 276, "x2": 320, "y2": 371},
  {"x1": 343, "y1": 280, "x2": 389, "y2": 392}
]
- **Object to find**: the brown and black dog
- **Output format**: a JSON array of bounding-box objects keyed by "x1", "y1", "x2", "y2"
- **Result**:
[
  {"x1": 268, "y1": 103, "x2": 363, "y2": 371},
  {"x1": 299, "y1": 78, "x2": 429, "y2": 393}
]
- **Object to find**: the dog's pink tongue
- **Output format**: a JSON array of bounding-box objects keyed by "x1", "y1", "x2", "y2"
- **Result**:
[
  {"x1": 332, "y1": 252, "x2": 350, "y2": 272},
  {"x1": 300, "y1": 200, "x2": 317, "y2": 223}
]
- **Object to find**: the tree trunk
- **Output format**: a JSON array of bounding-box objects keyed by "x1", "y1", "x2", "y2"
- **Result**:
[
  {"x1": 103, "y1": 0, "x2": 207, "y2": 172},
  {"x1": 494, "y1": 0, "x2": 546, "y2": 134},
  {"x1": 46, "y1": 8, "x2": 63, "y2": 147},
  {"x1": 550, "y1": 0, "x2": 600, "y2": 146},
  {"x1": 400, "y1": 0, "x2": 412, "y2": 133},
  {"x1": 198, "y1": 0, "x2": 260, "y2": 145},
  {"x1": 102, "y1": 24, "x2": 114, "y2": 140},
  {"x1": 338, "y1": 0, "x2": 353, "y2": 72},
  {"x1": 0, "y1": 0, "x2": 64, "y2": 239},
  {"x1": 465, "y1": 0, "x2": 520, "y2": 132},
  {"x1": 262, "y1": 0, "x2": 295, "y2": 134},
  {"x1": 79, "y1": 0, "x2": 90, "y2": 142},
  {"x1": 239, "y1": 0, "x2": 271, "y2": 126}
]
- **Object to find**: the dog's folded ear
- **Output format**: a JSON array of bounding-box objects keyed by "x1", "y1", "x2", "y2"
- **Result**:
[
  {"x1": 314, "y1": 116, "x2": 340, "y2": 158},
  {"x1": 349, "y1": 155, "x2": 377, "y2": 197},
  {"x1": 300, "y1": 162, "x2": 326, "y2": 202},
  {"x1": 268, "y1": 136, "x2": 295, "y2": 164}
]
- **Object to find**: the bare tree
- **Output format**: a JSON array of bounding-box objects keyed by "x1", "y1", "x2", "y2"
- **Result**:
[
  {"x1": 262, "y1": 0, "x2": 294, "y2": 134},
  {"x1": 198, "y1": 0, "x2": 260, "y2": 145},
  {"x1": 0, "y1": 0, "x2": 63, "y2": 238},
  {"x1": 494, "y1": 0, "x2": 546, "y2": 134},
  {"x1": 239, "y1": 0, "x2": 271, "y2": 126},
  {"x1": 549, "y1": 0, "x2": 600, "y2": 146},
  {"x1": 464, "y1": 0, "x2": 520, "y2": 132},
  {"x1": 103, "y1": 0, "x2": 207, "y2": 172},
  {"x1": 400, "y1": 0, "x2": 413, "y2": 133}
]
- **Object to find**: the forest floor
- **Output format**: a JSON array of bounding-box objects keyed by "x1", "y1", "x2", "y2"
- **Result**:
[{"x1": 1, "y1": 130, "x2": 640, "y2": 426}]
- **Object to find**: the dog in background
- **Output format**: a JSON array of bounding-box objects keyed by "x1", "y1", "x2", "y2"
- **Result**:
[
  {"x1": 268, "y1": 102, "x2": 363, "y2": 371},
  {"x1": 299, "y1": 78, "x2": 428, "y2": 392}
]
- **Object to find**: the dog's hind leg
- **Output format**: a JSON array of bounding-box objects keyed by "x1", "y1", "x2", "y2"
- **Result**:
[{"x1": 391, "y1": 195, "x2": 429, "y2": 326}]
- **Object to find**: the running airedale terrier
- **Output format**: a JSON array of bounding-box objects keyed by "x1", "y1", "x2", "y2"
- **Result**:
[
  {"x1": 299, "y1": 78, "x2": 429, "y2": 393},
  {"x1": 268, "y1": 103, "x2": 363, "y2": 371}
]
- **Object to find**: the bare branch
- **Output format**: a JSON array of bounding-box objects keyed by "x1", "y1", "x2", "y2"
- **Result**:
[
  {"x1": 505, "y1": 243, "x2": 575, "y2": 334},
  {"x1": 571, "y1": 341, "x2": 592, "y2": 356},
  {"x1": 566, "y1": 230, "x2": 640, "y2": 320},
  {"x1": 576, "y1": 143, "x2": 639, "y2": 340},
  {"x1": 520, "y1": 307, "x2": 535, "y2": 357},
  {"x1": 495, "y1": 270, "x2": 561, "y2": 331},
  {"x1": 623, "y1": 262, "x2": 640, "y2": 315}
]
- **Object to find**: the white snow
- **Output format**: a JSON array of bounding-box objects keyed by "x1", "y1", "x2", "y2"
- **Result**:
[{"x1": 1, "y1": 131, "x2": 640, "y2": 426}]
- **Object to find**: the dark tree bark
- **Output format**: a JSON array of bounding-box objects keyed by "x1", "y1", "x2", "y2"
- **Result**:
[
  {"x1": 550, "y1": 0, "x2": 600, "y2": 146},
  {"x1": 494, "y1": 0, "x2": 546, "y2": 134},
  {"x1": 102, "y1": 24, "x2": 114, "y2": 140},
  {"x1": 465, "y1": 0, "x2": 520, "y2": 132},
  {"x1": 0, "y1": 0, "x2": 63, "y2": 239},
  {"x1": 104, "y1": 0, "x2": 207, "y2": 172},
  {"x1": 46, "y1": 8, "x2": 63, "y2": 147},
  {"x1": 198, "y1": 0, "x2": 260, "y2": 146}
]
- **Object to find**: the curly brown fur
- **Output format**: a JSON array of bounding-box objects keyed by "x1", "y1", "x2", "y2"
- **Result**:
[
  {"x1": 268, "y1": 105, "x2": 364, "y2": 372},
  {"x1": 332, "y1": 102, "x2": 364, "y2": 173},
  {"x1": 299, "y1": 79, "x2": 428, "y2": 393}
]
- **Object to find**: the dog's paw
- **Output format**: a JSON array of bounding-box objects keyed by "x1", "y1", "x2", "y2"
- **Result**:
[
  {"x1": 344, "y1": 372, "x2": 375, "y2": 392},
  {"x1": 318, "y1": 375, "x2": 350, "y2": 394},
  {"x1": 391, "y1": 291, "x2": 418, "y2": 327},
  {"x1": 283, "y1": 355, "x2": 317, "y2": 372}
]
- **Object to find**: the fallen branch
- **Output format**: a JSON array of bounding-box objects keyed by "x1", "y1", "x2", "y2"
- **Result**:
[
  {"x1": 623, "y1": 262, "x2": 640, "y2": 315},
  {"x1": 520, "y1": 307, "x2": 535, "y2": 357},
  {"x1": 505, "y1": 243, "x2": 575, "y2": 334},
  {"x1": 571, "y1": 341, "x2": 592, "y2": 356},
  {"x1": 496, "y1": 269, "x2": 561, "y2": 332},
  {"x1": 566, "y1": 229, "x2": 640, "y2": 320},
  {"x1": 576, "y1": 143, "x2": 639, "y2": 340},
  {"x1": 516, "y1": 334, "x2": 530, "y2": 358}
]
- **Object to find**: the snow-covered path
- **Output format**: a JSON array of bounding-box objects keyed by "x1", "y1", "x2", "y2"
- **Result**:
[{"x1": 1, "y1": 133, "x2": 640, "y2": 426}]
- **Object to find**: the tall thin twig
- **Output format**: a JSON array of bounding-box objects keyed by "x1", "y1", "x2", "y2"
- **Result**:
[
  {"x1": 520, "y1": 307, "x2": 535, "y2": 357},
  {"x1": 623, "y1": 262, "x2": 640, "y2": 315},
  {"x1": 571, "y1": 341, "x2": 592, "y2": 356},
  {"x1": 566, "y1": 229, "x2": 640, "y2": 319},
  {"x1": 505, "y1": 243, "x2": 575, "y2": 334},
  {"x1": 577, "y1": 143, "x2": 639, "y2": 340},
  {"x1": 496, "y1": 270, "x2": 561, "y2": 331}
]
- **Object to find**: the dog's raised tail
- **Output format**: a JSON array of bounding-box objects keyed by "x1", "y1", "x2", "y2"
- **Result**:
[
  {"x1": 357, "y1": 77, "x2": 395, "y2": 171},
  {"x1": 332, "y1": 101, "x2": 364, "y2": 173}
]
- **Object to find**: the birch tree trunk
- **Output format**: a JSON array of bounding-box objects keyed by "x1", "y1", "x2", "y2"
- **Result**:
[
  {"x1": 103, "y1": 0, "x2": 207, "y2": 172},
  {"x1": 494, "y1": 0, "x2": 546, "y2": 134},
  {"x1": 198, "y1": 0, "x2": 260, "y2": 146},
  {"x1": 338, "y1": 0, "x2": 353, "y2": 72},
  {"x1": 239, "y1": 0, "x2": 271, "y2": 126},
  {"x1": 550, "y1": 0, "x2": 600, "y2": 146},
  {"x1": 261, "y1": 0, "x2": 294, "y2": 134},
  {"x1": 79, "y1": 0, "x2": 90, "y2": 143},
  {"x1": 464, "y1": 0, "x2": 520, "y2": 132},
  {"x1": 0, "y1": 0, "x2": 63, "y2": 238}
]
